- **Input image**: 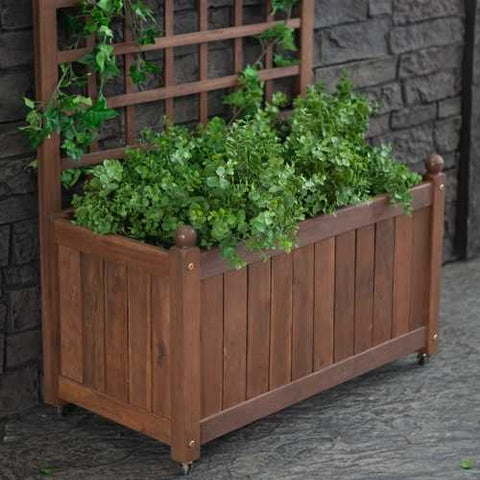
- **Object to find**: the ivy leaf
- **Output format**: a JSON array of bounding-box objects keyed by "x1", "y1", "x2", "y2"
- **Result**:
[
  {"x1": 23, "y1": 97, "x2": 35, "y2": 109},
  {"x1": 461, "y1": 459, "x2": 474, "y2": 470}
]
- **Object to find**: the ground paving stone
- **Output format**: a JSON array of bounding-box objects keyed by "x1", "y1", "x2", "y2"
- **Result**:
[{"x1": 0, "y1": 259, "x2": 479, "y2": 479}]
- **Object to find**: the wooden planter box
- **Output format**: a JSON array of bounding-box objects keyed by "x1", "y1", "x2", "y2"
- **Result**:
[{"x1": 50, "y1": 159, "x2": 445, "y2": 468}]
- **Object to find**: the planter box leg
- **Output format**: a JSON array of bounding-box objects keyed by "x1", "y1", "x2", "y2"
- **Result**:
[
  {"x1": 170, "y1": 227, "x2": 201, "y2": 465},
  {"x1": 423, "y1": 155, "x2": 446, "y2": 355}
]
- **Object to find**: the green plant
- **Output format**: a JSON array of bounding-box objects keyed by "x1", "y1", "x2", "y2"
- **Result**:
[
  {"x1": 72, "y1": 77, "x2": 421, "y2": 267},
  {"x1": 21, "y1": 0, "x2": 161, "y2": 160}
]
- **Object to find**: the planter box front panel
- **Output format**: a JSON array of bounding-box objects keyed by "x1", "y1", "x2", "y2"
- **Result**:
[{"x1": 200, "y1": 205, "x2": 432, "y2": 419}]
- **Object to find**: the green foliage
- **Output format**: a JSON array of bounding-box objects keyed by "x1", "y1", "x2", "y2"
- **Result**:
[
  {"x1": 461, "y1": 459, "x2": 474, "y2": 470},
  {"x1": 73, "y1": 77, "x2": 421, "y2": 267},
  {"x1": 22, "y1": 0, "x2": 161, "y2": 160}
]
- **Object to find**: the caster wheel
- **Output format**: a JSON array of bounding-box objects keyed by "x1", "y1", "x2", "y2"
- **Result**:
[
  {"x1": 180, "y1": 462, "x2": 193, "y2": 476},
  {"x1": 417, "y1": 353, "x2": 430, "y2": 365},
  {"x1": 56, "y1": 406, "x2": 66, "y2": 417}
]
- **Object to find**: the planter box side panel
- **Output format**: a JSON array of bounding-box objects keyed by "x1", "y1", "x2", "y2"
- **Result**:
[
  {"x1": 200, "y1": 206, "x2": 432, "y2": 421},
  {"x1": 54, "y1": 221, "x2": 172, "y2": 443}
]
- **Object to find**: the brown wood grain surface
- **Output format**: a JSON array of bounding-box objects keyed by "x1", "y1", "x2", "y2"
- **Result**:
[
  {"x1": 313, "y1": 238, "x2": 335, "y2": 370},
  {"x1": 269, "y1": 253, "x2": 293, "y2": 389},
  {"x1": 104, "y1": 262, "x2": 128, "y2": 401},
  {"x1": 151, "y1": 274, "x2": 171, "y2": 418},
  {"x1": 223, "y1": 269, "x2": 248, "y2": 408},
  {"x1": 58, "y1": 245, "x2": 83, "y2": 383},
  {"x1": 200, "y1": 275, "x2": 224, "y2": 418},
  {"x1": 334, "y1": 231, "x2": 356, "y2": 362},
  {"x1": 292, "y1": 245, "x2": 314, "y2": 380},
  {"x1": 247, "y1": 261, "x2": 271, "y2": 399},
  {"x1": 393, "y1": 215, "x2": 413, "y2": 337},
  {"x1": 354, "y1": 225, "x2": 375, "y2": 353},
  {"x1": 410, "y1": 208, "x2": 432, "y2": 331},
  {"x1": 81, "y1": 254, "x2": 105, "y2": 392},
  {"x1": 127, "y1": 268, "x2": 152, "y2": 410},
  {"x1": 373, "y1": 218, "x2": 395, "y2": 345}
]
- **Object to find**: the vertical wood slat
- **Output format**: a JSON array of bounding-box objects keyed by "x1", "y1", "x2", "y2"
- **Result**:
[
  {"x1": 299, "y1": 0, "x2": 314, "y2": 95},
  {"x1": 164, "y1": 0, "x2": 175, "y2": 119},
  {"x1": 393, "y1": 215, "x2": 413, "y2": 337},
  {"x1": 58, "y1": 245, "x2": 83, "y2": 383},
  {"x1": 410, "y1": 208, "x2": 432, "y2": 331},
  {"x1": 292, "y1": 245, "x2": 314, "y2": 380},
  {"x1": 201, "y1": 275, "x2": 224, "y2": 418},
  {"x1": 334, "y1": 231, "x2": 356, "y2": 362},
  {"x1": 424, "y1": 162, "x2": 446, "y2": 354},
  {"x1": 81, "y1": 254, "x2": 105, "y2": 392},
  {"x1": 247, "y1": 261, "x2": 271, "y2": 399},
  {"x1": 373, "y1": 219, "x2": 395, "y2": 345},
  {"x1": 233, "y1": 0, "x2": 243, "y2": 73},
  {"x1": 35, "y1": 0, "x2": 63, "y2": 406},
  {"x1": 269, "y1": 253, "x2": 292, "y2": 389},
  {"x1": 264, "y1": 0, "x2": 274, "y2": 100},
  {"x1": 198, "y1": 0, "x2": 209, "y2": 122},
  {"x1": 152, "y1": 275, "x2": 171, "y2": 418},
  {"x1": 354, "y1": 226, "x2": 375, "y2": 353},
  {"x1": 124, "y1": 22, "x2": 136, "y2": 144},
  {"x1": 104, "y1": 262, "x2": 128, "y2": 402},
  {"x1": 223, "y1": 269, "x2": 248, "y2": 409},
  {"x1": 313, "y1": 238, "x2": 335, "y2": 370},
  {"x1": 170, "y1": 246, "x2": 201, "y2": 463},
  {"x1": 127, "y1": 268, "x2": 152, "y2": 410}
]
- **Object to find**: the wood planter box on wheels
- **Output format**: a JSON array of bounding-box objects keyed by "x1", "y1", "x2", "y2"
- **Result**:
[{"x1": 33, "y1": 0, "x2": 446, "y2": 472}]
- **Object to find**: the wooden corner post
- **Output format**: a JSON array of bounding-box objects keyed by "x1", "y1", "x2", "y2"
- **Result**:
[
  {"x1": 424, "y1": 154, "x2": 446, "y2": 355},
  {"x1": 170, "y1": 226, "x2": 201, "y2": 465},
  {"x1": 299, "y1": 0, "x2": 314, "y2": 95},
  {"x1": 34, "y1": 0, "x2": 64, "y2": 406}
]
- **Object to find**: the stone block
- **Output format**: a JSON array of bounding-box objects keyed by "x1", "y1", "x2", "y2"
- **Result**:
[
  {"x1": 0, "y1": 0, "x2": 33, "y2": 29},
  {"x1": 366, "y1": 114, "x2": 391, "y2": 138},
  {"x1": 391, "y1": 103, "x2": 437, "y2": 129},
  {"x1": 362, "y1": 82, "x2": 403, "y2": 114},
  {"x1": 434, "y1": 116, "x2": 462, "y2": 154},
  {"x1": 11, "y1": 220, "x2": 38, "y2": 265},
  {"x1": 315, "y1": 56, "x2": 397, "y2": 90},
  {"x1": 399, "y1": 44, "x2": 464, "y2": 79},
  {"x1": 0, "y1": 157, "x2": 36, "y2": 198},
  {"x1": 5, "y1": 329, "x2": 42, "y2": 369},
  {"x1": 376, "y1": 124, "x2": 435, "y2": 165},
  {"x1": 0, "y1": 364, "x2": 39, "y2": 416},
  {"x1": 2, "y1": 262, "x2": 40, "y2": 288},
  {"x1": 0, "y1": 72, "x2": 34, "y2": 123},
  {"x1": 315, "y1": 0, "x2": 368, "y2": 28},
  {"x1": 0, "y1": 31, "x2": 33, "y2": 69},
  {"x1": 320, "y1": 18, "x2": 390, "y2": 65},
  {"x1": 0, "y1": 332, "x2": 3, "y2": 373},
  {"x1": 0, "y1": 224, "x2": 9, "y2": 267},
  {"x1": 438, "y1": 97, "x2": 462, "y2": 119},
  {"x1": 404, "y1": 70, "x2": 462, "y2": 105},
  {"x1": 369, "y1": 0, "x2": 392, "y2": 16},
  {"x1": 8, "y1": 286, "x2": 40, "y2": 332},
  {"x1": 0, "y1": 304, "x2": 6, "y2": 332},
  {"x1": 390, "y1": 17, "x2": 464, "y2": 54},
  {"x1": 393, "y1": 0, "x2": 465, "y2": 26}
]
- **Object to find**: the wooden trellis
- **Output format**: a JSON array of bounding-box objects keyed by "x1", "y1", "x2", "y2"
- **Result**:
[{"x1": 34, "y1": 0, "x2": 314, "y2": 409}]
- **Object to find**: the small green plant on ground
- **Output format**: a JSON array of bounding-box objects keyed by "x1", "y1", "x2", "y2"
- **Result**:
[
  {"x1": 461, "y1": 458, "x2": 474, "y2": 470},
  {"x1": 72, "y1": 77, "x2": 421, "y2": 267}
]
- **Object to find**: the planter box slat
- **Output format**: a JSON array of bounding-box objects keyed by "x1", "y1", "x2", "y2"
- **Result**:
[
  {"x1": 354, "y1": 225, "x2": 375, "y2": 353},
  {"x1": 373, "y1": 218, "x2": 395, "y2": 345},
  {"x1": 81, "y1": 253, "x2": 106, "y2": 392},
  {"x1": 59, "y1": 376, "x2": 171, "y2": 443},
  {"x1": 200, "y1": 327, "x2": 427, "y2": 444}
]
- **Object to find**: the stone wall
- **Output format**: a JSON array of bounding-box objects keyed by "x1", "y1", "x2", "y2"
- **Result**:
[{"x1": 0, "y1": 0, "x2": 469, "y2": 414}]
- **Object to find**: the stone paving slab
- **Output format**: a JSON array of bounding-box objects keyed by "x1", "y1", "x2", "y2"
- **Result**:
[{"x1": 1, "y1": 259, "x2": 480, "y2": 480}]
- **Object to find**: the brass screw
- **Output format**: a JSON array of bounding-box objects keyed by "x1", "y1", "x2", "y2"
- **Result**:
[
  {"x1": 188, "y1": 440, "x2": 196, "y2": 448},
  {"x1": 433, "y1": 333, "x2": 438, "y2": 341},
  {"x1": 440, "y1": 184, "x2": 445, "y2": 191},
  {"x1": 187, "y1": 262, "x2": 195, "y2": 271}
]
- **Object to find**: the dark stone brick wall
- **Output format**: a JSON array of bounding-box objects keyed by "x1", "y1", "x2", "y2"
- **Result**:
[{"x1": 0, "y1": 0, "x2": 469, "y2": 414}]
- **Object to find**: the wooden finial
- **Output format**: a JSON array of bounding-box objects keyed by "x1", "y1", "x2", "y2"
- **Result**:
[
  {"x1": 425, "y1": 154, "x2": 444, "y2": 175},
  {"x1": 174, "y1": 225, "x2": 197, "y2": 248}
]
